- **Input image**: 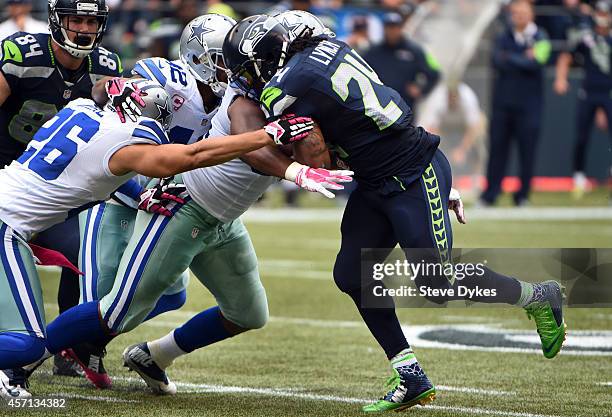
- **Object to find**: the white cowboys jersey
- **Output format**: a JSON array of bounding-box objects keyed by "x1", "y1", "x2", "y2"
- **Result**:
[
  {"x1": 0, "y1": 98, "x2": 169, "y2": 240},
  {"x1": 109, "y1": 57, "x2": 220, "y2": 208},
  {"x1": 132, "y1": 57, "x2": 217, "y2": 145},
  {"x1": 183, "y1": 88, "x2": 279, "y2": 223}
]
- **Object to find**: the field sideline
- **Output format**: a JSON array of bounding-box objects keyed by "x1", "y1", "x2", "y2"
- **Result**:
[{"x1": 13, "y1": 201, "x2": 612, "y2": 417}]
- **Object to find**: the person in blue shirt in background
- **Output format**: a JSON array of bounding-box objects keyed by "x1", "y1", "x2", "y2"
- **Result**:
[
  {"x1": 481, "y1": 0, "x2": 551, "y2": 206},
  {"x1": 363, "y1": 12, "x2": 440, "y2": 110}
]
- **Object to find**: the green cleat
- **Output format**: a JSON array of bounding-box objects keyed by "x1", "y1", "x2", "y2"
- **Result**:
[
  {"x1": 525, "y1": 280, "x2": 567, "y2": 359},
  {"x1": 362, "y1": 357, "x2": 436, "y2": 412}
]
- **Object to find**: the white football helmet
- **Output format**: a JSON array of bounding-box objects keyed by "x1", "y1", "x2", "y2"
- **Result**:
[
  {"x1": 106, "y1": 79, "x2": 173, "y2": 130},
  {"x1": 276, "y1": 10, "x2": 336, "y2": 40},
  {"x1": 179, "y1": 14, "x2": 237, "y2": 97}
]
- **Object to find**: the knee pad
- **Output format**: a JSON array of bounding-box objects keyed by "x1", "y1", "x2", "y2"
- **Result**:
[{"x1": 222, "y1": 296, "x2": 269, "y2": 330}]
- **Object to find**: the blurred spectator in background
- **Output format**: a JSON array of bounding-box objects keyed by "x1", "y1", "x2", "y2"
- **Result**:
[
  {"x1": 145, "y1": 0, "x2": 201, "y2": 60},
  {"x1": 481, "y1": 0, "x2": 551, "y2": 206},
  {"x1": 268, "y1": 0, "x2": 312, "y2": 15},
  {"x1": 0, "y1": 0, "x2": 47, "y2": 40},
  {"x1": 554, "y1": 0, "x2": 612, "y2": 197},
  {"x1": 363, "y1": 12, "x2": 440, "y2": 110},
  {"x1": 420, "y1": 82, "x2": 486, "y2": 167},
  {"x1": 345, "y1": 15, "x2": 372, "y2": 53},
  {"x1": 207, "y1": 0, "x2": 239, "y2": 21}
]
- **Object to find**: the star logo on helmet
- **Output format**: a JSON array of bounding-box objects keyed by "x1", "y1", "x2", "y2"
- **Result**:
[
  {"x1": 155, "y1": 99, "x2": 172, "y2": 126},
  {"x1": 188, "y1": 20, "x2": 214, "y2": 49},
  {"x1": 280, "y1": 16, "x2": 302, "y2": 35}
]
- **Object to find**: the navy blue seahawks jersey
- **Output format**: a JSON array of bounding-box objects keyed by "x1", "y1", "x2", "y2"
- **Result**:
[
  {"x1": 0, "y1": 32, "x2": 122, "y2": 167},
  {"x1": 571, "y1": 31, "x2": 612, "y2": 94},
  {"x1": 260, "y1": 38, "x2": 439, "y2": 191}
]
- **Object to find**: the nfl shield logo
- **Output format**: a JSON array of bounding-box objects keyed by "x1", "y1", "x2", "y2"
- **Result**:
[
  {"x1": 63, "y1": 89, "x2": 72, "y2": 99},
  {"x1": 191, "y1": 227, "x2": 200, "y2": 239},
  {"x1": 120, "y1": 220, "x2": 129, "y2": 231}
]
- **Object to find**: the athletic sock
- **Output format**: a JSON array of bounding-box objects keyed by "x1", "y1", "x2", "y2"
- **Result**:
[
  {"x1": 144, "y1": 290, "x2": 187, "y2": 322},
  {"x1": 148, "y1": 331, "x2": 186, "y2": 369},
  {"x1": 0, "y1": 333, "x2": 46, "y2": 369},
  {"x1": 172, "y1": 306, "x2": 233, "y2": 354},
  {"x1": 516, "y1": 282, "x2": 545, "y2": 307},
  {"x1": 45, "y1": 301, "x2": 112, "y2": 354}
]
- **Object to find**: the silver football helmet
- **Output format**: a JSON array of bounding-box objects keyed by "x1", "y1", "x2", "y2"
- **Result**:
[
  {"x1": 179, "y1": 14, "x2": 237, "y2": 97},
  {"x1": 107, "y1": 79, "x2": 173, "y2": 130},
  {"x1": 276, "y1": 10, "x2": 335, "y2": 40}
]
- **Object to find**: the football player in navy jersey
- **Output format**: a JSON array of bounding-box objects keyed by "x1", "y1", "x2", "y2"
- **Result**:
[
  {"x1": 0, "y1": 0, "x2": 122, "y2": 393},
  {"x1": 223, "y1": 15, "x2": 568, "y2": 412}
]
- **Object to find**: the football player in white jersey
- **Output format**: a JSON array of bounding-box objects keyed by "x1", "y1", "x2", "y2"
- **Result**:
[
  {"x1": 41, "y1": 13, "x2": 353, "y2": 395},
  {"x1": 73, "y1": 14, "x2": 237, "y2": 389},
  {"x1": 118, "y1": 12, "x2": 350, "y2": 395},
  {"x1": 0, "y1": 79, "x2": 314, "y2": 398}
]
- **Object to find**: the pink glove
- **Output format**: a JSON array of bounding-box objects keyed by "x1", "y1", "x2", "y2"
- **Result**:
[
  {"x1": 105, "y1": 77, "x2": 147, "y2": 123},
  {"x1": 264, "y1": 114, "x2": 314, "y2": 145},
  {"x1": 285, "y1": 162, "x2": 354, "y2": 199},
  {"x1": 138, "y1": 177, "x2": 188, "y2": 217}
]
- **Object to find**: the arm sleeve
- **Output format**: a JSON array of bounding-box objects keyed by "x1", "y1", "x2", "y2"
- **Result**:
[
  {"x1": 130, "y1": 118, "x2": 171, "y2": 145},
  {"x1": 0, "y1": 37, "x2": 24, "y2": 92}
]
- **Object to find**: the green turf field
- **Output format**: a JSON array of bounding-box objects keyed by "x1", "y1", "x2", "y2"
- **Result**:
[{"x1": 16, "y1": 209, "x2": 612, "y2": 417}]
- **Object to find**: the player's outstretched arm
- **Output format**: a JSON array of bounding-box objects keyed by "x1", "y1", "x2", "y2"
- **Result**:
[
  {"x1": 110, "y1": 130, "x2": 275, "y2": 178},
  {"x1": 230, "y1": 96, "x2": 295, "y2": 177},
  {"x1": 110, "y1": 116, "x2": 314, "y2": 178}
]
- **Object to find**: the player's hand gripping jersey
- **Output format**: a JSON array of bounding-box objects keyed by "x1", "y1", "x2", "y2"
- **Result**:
[
  {"x1": 0, "y1": 98, "x2": 169, "y2": 240},
  {"x1": 0, "y1": 32, "x2": 122, "y2": 167},
  {"x1": 260, "y1": 38, "x2": 440, "y2": 191}
]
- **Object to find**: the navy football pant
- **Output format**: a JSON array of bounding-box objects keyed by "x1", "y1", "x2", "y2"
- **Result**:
[
  {"x1": 333, "y1": 150, "x2": 521, "y2": 358},
  {"x1": 31, "y1": 216, "x2": 81, "y2": 314},
  {"x1": 574, "y1": 93, "x2": 612, "y2": 173}
]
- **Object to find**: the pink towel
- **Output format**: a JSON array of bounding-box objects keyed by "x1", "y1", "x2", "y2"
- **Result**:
[{"x1": 28, "y1": 243, "x2": 83, "y2": 276}]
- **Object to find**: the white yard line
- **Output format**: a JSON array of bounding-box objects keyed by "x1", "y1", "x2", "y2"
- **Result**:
[
  {"x1": 89, "y1": 375, "x2": 564, "y2": 417},
  {"x1": 241, "y1": 207, "x2": 612, "y2": 223},
  {"x1": 49, "y1": 393, "x2": 140, "y2": 403},
  {"x1": 597, "y1": 382, "x2": 612, "y2": 386}
]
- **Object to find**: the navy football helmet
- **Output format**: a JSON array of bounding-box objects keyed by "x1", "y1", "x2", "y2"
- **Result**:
[{"x1": 222, "y1": 15, "x2": 290, "y2": 100}]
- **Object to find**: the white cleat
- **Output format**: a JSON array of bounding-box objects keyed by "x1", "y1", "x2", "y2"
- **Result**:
[
  {"x1": 0, "y1": 370, "x2": 31, "y2": 399},
  {"x1": 123, "y1": 343, "x2": 177, "y2": 395}
]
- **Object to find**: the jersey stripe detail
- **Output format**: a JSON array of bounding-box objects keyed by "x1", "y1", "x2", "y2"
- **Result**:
[
  {"x1": 0, "y1": 223, "x2": 44, "y2": 338},
  {"x1": 139, "y1": 120, "x2": 169, "y2": 143},
  {"x1": 1, "y1": 63, "x2": 55, "y2": 79},
  {"x1": 133, "y1": 59, "x2": 167, "y2": 86},
  {"x1": 131, "y1": 120, "x2": 170, "y2": 146}
]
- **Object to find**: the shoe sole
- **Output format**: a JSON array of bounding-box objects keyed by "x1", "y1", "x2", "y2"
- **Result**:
[
  {"x1": 541, "y1": 281, "x2": 567, "y2": 359},
  {"x1": 62, "y1": 349, "x2": 112, "y2": 389},
  {"x1": 393, "y1": 389, "x2": 436, "y2": 412},
  {"x1": 122, "y1": 346, "x2": 176, "y2": 396}
]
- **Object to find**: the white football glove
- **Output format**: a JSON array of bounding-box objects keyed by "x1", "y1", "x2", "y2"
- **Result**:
[
  {"x1": 449, "y1": 187, "x2": 466, "y2": 224},
  {"x1": 284, "y1": 162, "x2": 354, "y2": 199}
]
